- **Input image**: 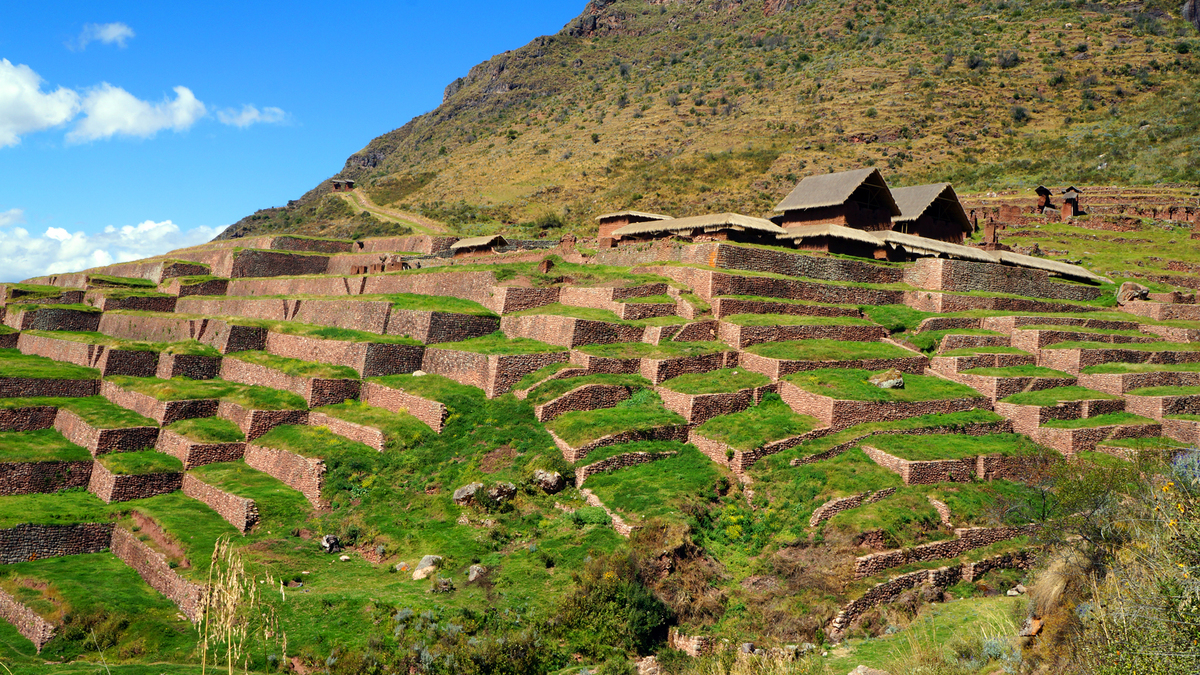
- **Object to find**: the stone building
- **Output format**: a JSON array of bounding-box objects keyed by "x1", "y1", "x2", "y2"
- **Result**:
[
  {"x1": 610, "y1": 212, "x2": 786, "y2": 245},
  {"x1": 776, "y1": 222, "x2": 888, "y2": 258},
  {"x1": 450, "y1": 235, "x2": 508, "y2": 258},
  {"x1": 595, "y1": 210, "x2": 673, "y2": 246},
  {"x1": 331, "y1": 179, "x2": 356, "y2": 192},
  {"x1": 890, "y1": 183, "x2": 973, "y2": 244},
  {"x1": 773, "y1": 168, "x2": 900, "y2": 232},
  {"x1": 1062, "y1": 187, "x2": 1083, "y2": 218}
]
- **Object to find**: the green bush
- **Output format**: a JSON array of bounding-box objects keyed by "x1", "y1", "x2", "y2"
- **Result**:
[{"x1": 558, "y1": 551, "x2": 673, "y2": 658}]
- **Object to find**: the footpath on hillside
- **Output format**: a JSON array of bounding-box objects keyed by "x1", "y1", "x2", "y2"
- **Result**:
[{"x1": 339, "y1": 189, "x2": 448, "y2": 234}]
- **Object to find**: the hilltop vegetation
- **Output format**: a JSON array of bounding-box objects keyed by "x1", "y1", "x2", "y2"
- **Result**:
[{"x1": 221, "y1": 0, "x2": 1200, "y2": 240}]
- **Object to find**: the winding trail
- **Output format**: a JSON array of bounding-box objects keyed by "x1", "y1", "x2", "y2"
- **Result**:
[{"x1": 339, "y1": 189, "x2": 450, "y2": 235}]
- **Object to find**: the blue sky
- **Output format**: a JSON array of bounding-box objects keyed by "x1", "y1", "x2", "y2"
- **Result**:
[{"x1": 0, "y1": 1, "x2": 583, "y2": 281}]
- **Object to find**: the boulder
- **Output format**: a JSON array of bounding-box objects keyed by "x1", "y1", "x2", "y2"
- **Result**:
[
  {"x1": 394, "y1": 562, "x2": 410, "y2": 572},
  {"x1": 413, "y1": 554, "x2": 443, "y2": 580},
  {"x1": 320, "y1": 534, "x2": 342, "y2": 554},
  {"x1": 467, "y1": 564, "x2": 487, "y2": 582},
  {"x1": 412, "y1": 370, "x2": 427, "y2": 377},
  {"x1": 868, "y1": 369, "x2": 904, "y2": 390},
  {"x1": 339, "y1": 555, "x2": 351, "y2": 562},
  {"x1": 1117, "y1": 281, "x2": 1150, "y2": 305},
  {"x1": 453, "y1": 482, "x2": 484, "y2": 506},
  {"x1": 533, "y1": 469, "x2": 565, "y2": 494},
  {"x1": 487, "y1": 482, "x2": 517, "y2": 502},
  {"x1": 847, "y1": 667, "x2": 891, "y2": 675}
]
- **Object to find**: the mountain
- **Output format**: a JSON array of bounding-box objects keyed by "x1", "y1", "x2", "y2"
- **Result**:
[{"x1": 218, "y1": 0, "x2": 1200, "y2": 242}]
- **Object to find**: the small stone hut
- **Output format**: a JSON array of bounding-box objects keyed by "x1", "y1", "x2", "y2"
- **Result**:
[
  {"x1": 595, "y1": 210, "x2": 673, "y2": 243},
  {"x1": 890, "y1": 183, "x2": 973, "y2": 244},
  {"x1": 611, "y1": 212, "x2": 786, "y2": 245},
  {"x1": 1062, "y1": 187, "x2": 1083, "y2": 218},
  {"x1": 331, "y1": 179, "x2": 356, "y2": 192},
  {"x1": 450, "y1": 235, "x2": 509, "y2": 258},
  {"x1": 773, "y1": 168, "x2": 900, "y2": 232}
]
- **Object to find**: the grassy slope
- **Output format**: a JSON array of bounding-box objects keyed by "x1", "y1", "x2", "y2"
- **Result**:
[{"x1": 785, "y1": 368, "x2": 983, "y2": 401}]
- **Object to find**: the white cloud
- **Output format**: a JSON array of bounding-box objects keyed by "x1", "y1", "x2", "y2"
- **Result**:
[
  {"x1": 74, "y1": 22, "x2": 135, "y2": 50},
  {"x1": 0, "y1": 59, "x2": 81, "y2": 147},
  {"x1": 0, "y1": 208, "x2": 25, "y2": 227},
  {"x1": 217, "y1": 105, "x2": 288, "y2": 128},
  {"x1": 0, "y1": 218, "x2": 226, "y2": 282},
  {"x1": 67, "y1": 84, "x2": 206, "y2": 142}
]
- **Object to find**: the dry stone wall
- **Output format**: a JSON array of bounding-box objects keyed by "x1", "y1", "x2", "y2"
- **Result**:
[
  {"x1": 1077, "y1": 370, "x2": 1200, "y2": 395},
  {"x1": 551, "y1": 425, "x2": 690, "y2": 463},
  {"x1": 904, "y1": 290, "x2": 1096, "y2": 315},
  {"x1": 5, "y1": 307, "x2": 101, "y2": 332},
  {"x1": 54, "y1": 409, "x2": 158, "y2": 456},
  {"x1": 641, "y1": 351, "x2": 735, "y2": 385},
  {"x1": 853, "y1": 525, "x2": 1039, "y2": 578},
  {"x1": 1036, "y1": 421, "x2": 1163, "y2": 456},
  {"x1": 738, "y1": 351, "x2": 927, "y2": 379},
  {"x1": 500, "y1": 314, "x2": 644, "y2": 348},
  {"x1": 155, "y1": 429, "x2": 245, "y2": 468},
  {"x1": 903, "y1": 258, "x2": 1103, "y2": 301},
  {"x1": 994, "y1": 398, "x2": 1126, "y2": 436},
  {"x1": 716, "y1": 322, "x2": 887, "y2": 349},
  {"x1": 264, "y1": 332, "x2": 424, "y2": 377},
  {"x1": 0, "y1": 460, "x2": 93, "y2": 495},
  {"x1": 0, "y1": 523, "x2": 113, "y2": 564},
  {"x1": 216, "y1": 401, "x2": 308, "y2": 441},
  {"x1": 17, "y1": 332, "x2": 158, "y2": 377},
  {"x1": 0, "y1": 587, "x2": 56, "y2": 651},
  {"x1": 100, "y1": 380, "x2": 216, "y2": 425},
  {"x1": 308, "y1": 412, "x2": 385, "y2": 451},
  {"x1": 778, "y1": 381, "x2": 990, "y2": 429},
  {"x1": 109, "y1": 527, "x2": 206, "y2": 620},
  {"x1": 98, "y1": 313, "x2": 265, "y2": 354},
  {"x1": 360, "y1": 383, "x2": 447, "y2": 432},
  {"x1": 87, "y1": 462, "x2": 182, "y2": 503},
  {"x1": 0, "y1": 406, "x2": 58, "y2": 431},
  {"x1": 181, "y1": 474, "x2": 259, "y2": 532},
  {"x1": 220, "y1": 357, "x2": 360, "y2": 407},
  {"x1": 155, "y1": 353, "x2": 221, "y2": 380},
  {"x1": 534, "y1": 384, "x2": 633, "y2": 422},
  {"x1": 658, "y1": 386, "x2": 757, "y2": 424},
  {"x1": 575, "y1": 451, "x2": 677, "y2": 486},
  {"x1": 942, "y1": 370, "x2": 1076, "y2": 401},
  {"x1": 810, "y1": 488, "x2": 898, "y2": 527},
  {"x1": 711, "y1": 298, "x2": 862, "y2": 320},
  {"x1": 421, "y1": 348, "x2": 567, "y2": 398},
  {"x1": 244, "y1": 443, "x2": 326, "y2": 509},
  {"x1": 1039, "y1": 346, "x2": 1200, "y2": 373},
  {"x1": 229, "y1": 249, "x2": 330, "y2": 278},
  {"x1": 385, "y1": 309, "x2": 499, "y2": 344}
]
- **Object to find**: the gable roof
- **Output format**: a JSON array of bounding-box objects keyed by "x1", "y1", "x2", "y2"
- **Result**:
[
  {"x1": 878, "y1": 231, "x2": 999, "y2": 263},
  {"x1": 1035, "y1": 185, "x2": 1053, "y2": 196},
  {"x1": 773, "y1": 168, "x2": 900, "y2": 215},
  {"x1": 612, "y1": 212, "x2": 786, "y2": 237},
  {"x1": 891, "y1": 183, "x2": 972, "y2": 232},
  {"x1": 1062, "y1": 186, "x2": 1083, "y2": 197},
  {"x1": 450, "y1": 235, "x2": 508, "y2": 250},
  {"x1": 595, "y1": 210, "x2": 674, "y2": 222}
]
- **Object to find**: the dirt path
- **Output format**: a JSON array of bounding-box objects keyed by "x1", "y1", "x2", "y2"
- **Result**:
[{"x1": 340, "y1": 190, "x2": 450, "y2": 234}]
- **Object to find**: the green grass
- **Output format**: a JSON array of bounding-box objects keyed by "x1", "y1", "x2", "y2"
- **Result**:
[
  {"x1": 251, "y1": 425, "x2": 381, "y2": 501},
  {"x1": 572, "y1": 440, "x2": 688, "y2": 467},
  {"x1": 659, "y1": 368, "x2": 769, "y2": 394},
  {"x1": 20, "y1": 330, "x2": 219, "y2": 357},
  {"x1": 106, "y1": 376, "x2": 307, "y2": 410},
  {"x1": 0, "y1": 396, "x2": 154, "y2": 428},
  {"x1": 577, "y1": 340, "x2": 727, "y2": 359},
  {"x1": 744, "y1": 339, "x2": 914, "y2": 361},
  {"x1": 526, "y1": 373, "x2": 649, "y2": 407},
  {"x1": 120, "y1": 491, "x2": 238, "y2": 579},
  {"x1": 509, "y1": 303, "x2": 623, "y2": 322},
  {"x1": 939, "y1": 346, "x2": 1031, "y2": 357},
  {"x1": 1097, "y1": 436, "x2": 1191, "y2": 451},
  {"x1": 0, "y1": 429, "x2": 91, "y2": 463},
  {"x1": 367, "y1": 372, "x2": 475, "y2": 403},
  {"x1": 0, "y1": 348, "x2": 100, "y2": 379},
  {"x1": 784, "y1": 369, "x2": 983, "y2": 402},
  {"x1": 823, "y1": 489, "x2": 947, "y2": 546},
  {"x1": 1041, "y1": 412, "x2": 1156, "y2": 429},
  {"x1": 429, "y1": 331, "x2": 565, "y2": 355},
  {"x1": 721, "y1": 313, "x2": 876, "y2": 327},
  {"x1": 1001, "y1": 386, "x2": 1120, "y2": 406},
  {"x1": 547, "y1": 390, "x2": 685, "y2": 447},
  {"x1": 694, "y1": 393, "x2": 818, "y2": 450},
  {"x1": 859, "y1": 304, "x2": 936, "y2": 333},
  {"x1": 0, "y1": 325, "x2": 15, "y2": 335},
  {"x1": 615, "y1": 293, "x2": 674, "y2": 304},
  {"x1": 581, "y1": 445, "x2": 722, "y2": 521},
  {"x1": 513, "y1": 361, "x2": 579, "y2": 391},
  {"x1": 7, "y1": 303, "x2": 100, "y2": 314},
  {"x1": 928, "y1": 481, "x2": 1051, "y2": 527},
  {"x1": 227, "y1": 350, "x2": 360, "y2": 379},
  {"x1": 1044, "y1": 340, "x2": 1200, "y2": 352},
  {"x1": 165, "y1": 417, "x2": 245, "y2": 443},
  {"x1": 98, "y1": 450, "x2": 183, "y2": 475},
  {"x1": 959, "y1": 365, "x2": 1074, "y2": 378},
  {"x1": 0, "y1": 491, "x2": 114, "y2": 529},
  {"x1": 908, "y1": 329, "x2": 1004, "y2": 353},
  {"x1": 189, "y1": 460, "x2": 312, "y2": 528},
  {"x1": 313, "y1": 401, "x2": 436, "y2": 452},
  {"x1": 1128, "y1": 384, "x2": 1200, "y2": 397},
  {"x1": 1082, "y1": 362, "x2": 1200, "y2": 375},
  {"x1": 385, "y1": 292, "x2": 496, "y2": 317},
  {"x1": 232, "y1": 319, "x2": 421, "y2": 345},
  {"x1": 868, "y1": 433, "x2": 1042, "y2": 461}
]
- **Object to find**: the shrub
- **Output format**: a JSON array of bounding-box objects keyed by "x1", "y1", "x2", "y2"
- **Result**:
[
  {"x1": 558, "y1": 551, "x2": 673, "y2": 657},
  {"x1": 1011, "y1": 105, "x2": 1031, "y2": 124},
  {"x1": 997, "y1": 49, "x2": 1021, "y2": 68},
  {"x1": 866, "y1": 107, "x2": 878, "y2": 118}
]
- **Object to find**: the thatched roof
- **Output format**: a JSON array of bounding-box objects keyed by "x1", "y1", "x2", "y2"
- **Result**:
[
  {"x1": 878, "y1": 231, "x2": 999, "y2": 263},
  {"x1": 773, "y1": 168, "x2": 900, "y2": 215},
  {"x1": 612, "y1": 212, "x2": 786, "y2": 237},
  {"x1": 451, "y1": 235, "x2": 508, "y2": 250},
  {"x1": 776, "y1": 223, "x2": 884, "y2": 246},
  {"x1": 998, "y1": 251, "x2": 1109, "y2": 283},
  {"x1": 891, "y1": 183, "x2": 972, "y2": 232},
  {"x1": 595, "y1": 210, "x2": 673, "y2": 222},
  {"x1": 1035, "y1": 185, "x2": 1053, "y2": 196}
]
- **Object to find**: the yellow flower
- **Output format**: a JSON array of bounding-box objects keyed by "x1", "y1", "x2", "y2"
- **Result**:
[{"x1": 603, "y1": 571, "x2": 617, "y2": 580}]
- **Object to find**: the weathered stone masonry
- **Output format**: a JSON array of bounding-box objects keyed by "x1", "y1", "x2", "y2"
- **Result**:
[
  {"x1": 0, "y1": 587, "x2": 56, "y2": 651},
  {"x1": 181, "y1": 474, "x2": 259, "y2": 533},
  {"x1": 0, "y1": 523, "x2": 113, "y2": 564},
  {"x1": 109, "y1": 527, "x2": 206, "y2": 621}
]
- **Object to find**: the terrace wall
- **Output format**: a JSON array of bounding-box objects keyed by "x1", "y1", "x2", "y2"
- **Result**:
[
  {"x1": 181, "y1": 474, "x2": 259, "y2": 532},
  {"x1": 904, "y1": 291, "x2": 1096, "y2": 315},
  {"x1": 100, "y1": 380, "x2": 217, "y2": 425},
  {"x1": 360, "y1": 382, "x2": 447, "y2": 432},
  {"x1": 6, "y1": 307, "x2": 102, "y2": 332},
  {"x1": 86, "y1": 293, "x2": 178, "y2": 313},
  {"x1": 641, "y1": 351, "x2": 736, "y2": 385},
  {"x1": 551, "y1": 426, "x2": 691, "y2": 463},
  {"x1": 0, "y1": 460, "x2": 93, "y2": 495},
  {"x1": 357, "y1": 235, "x2": 458, "y2": 255},
  {"x1": 155, "y1": 430, "x2": 245, "y2": 469},
  {"x1": 710, "y1": 298, "x2": 862, "y2": 320},
  {"x1": 1124, "y1": 392, "x2": 1200, "y2": 420},
  {"x1": 1039, "y1": 346, "x2": 1200, "y2": 373},
  {"x1": 98, "y1": 313, "x2": 265, "y2": 354},
  {"x1": 0, "y1": 523, "x2": 113, "y2": 564},
  {"x1": 575, "y1": 451, "x2": 677, "y2": 486},
  {"x1": 737, "y1": 351, "x2": 928, "y2": 379},
  {"x1": 716, "y1": 321, "x2": 887, "y2": 349},
  {"x1": 156, "y1": 353, "x2": 222, "y2": 380},
  {"x1": 0, "y1": 406, "x2": 58, "y2": 431},
  {"x1": 421, "y1": 348, "x2": 567, "y2": 398},
  {"x1": 658, "y1": 386, "x2": 762, "y2": 424},
  {"x1": 994, "y1": 398, "x2": 1126, "y2": 436},
  {"x1": 860, "y1": 446, "x2": 1045, "y2": 484},
  {"x1": 0, "y1": 587, "x2": 56, "y2": 651},
  {"x1": 1077, "y1": 370, "x2": 1200, "y2": 395},
  {"x1": 243, "y1": 443, "x2": 326, "y2": 509},
  {"x1": 109, "y1": 527, "x2": 206, "y2": 621},
  {"x1": 264, "y1": 332, "x2": 424, "y2": 377},
  {"x1": 853, "y1": 525, "x2": 1039, "y2": 578},
  {"x1": 1010, "y1": 329, "x2": 1153, "y2": 353},
  {"x1": 219, "y1": 357, "x2": 361, "y2": 408},
  {"x1": 308, "y1": 411, "x2": 385, "y2": 451},
  {"x1": 777, "y1": 381, "x2": 990, "y2": 429},
  {"x1": 980, "y1": 315, "x2": 1139, "y2": 334},
  {"x1": 534, "y1": 384, "x2": 634, "y2": 422},
  {"x1": 53, "y1": 409, "x2": 159, "y2": 456},
  {"x1": 499, "y1": 314, "x2": 644, "y2": 348},
  {"x1": 216, "y1": 401, "x2": 309, "y2": 441},
  {"x1": 1036, "y1": 421, "x2": 1163, "y2": 456},
  {"x1": 648, "y1": 267, "x2": 904, "y2": 306},
  {"x1": 903, "y1": 258, "x2": 1102, "y2": 301},
  {"x1": 17, "y1": 332, "x2": 158, "y2": 377},
  {"x1": 229, "y1": 250, "x2": 330, "y2": 278},
  {"x1": 810, "y1": 488, "x2": 898, "y2": 527},
  {"x1": 485, "y1": 286, "x2": 561, "y2": 314},
  {"x1": 384, "y1": 310, "x2": 499, "y2": 344},
  {"x1": 87, "y1": 462, "x2": 182, "y2": 503}
]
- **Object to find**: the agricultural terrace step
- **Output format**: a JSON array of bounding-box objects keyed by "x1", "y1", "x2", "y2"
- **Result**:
[
  {"x1": 710, "y1": 297, "x2": 863, "y2": 320},
  {"x1": 0, "y1": 457, "x2": 94, "y2": 496},
  {"x1": 1120, "y1": 300, "x2": 1200, "y2": 322},
  {"x1": 54, "y1": 408, "x2": 159, "y2": 456},
  {"x1": 994, "y1": 399, "x2": 1127, "y2": 436},
  {"x1": 83, "y1": 292, "x2": 177, "y2": 313},
  {"x1": 1143, "y1": 324, "x2": 1200, "y2": 343},
  {"x1": 87, "y1": 461, "x2": 182, "y2": 503},
  {"x1": 101, "y1": 380, "x2": 217, "y2": 426},
  {"x1": 931, "y1": 368, "x2": 1077, "y2": 401},
  {"x1": 1163, "y1": 418, "x2": 1200, "y2": 445},
  {"x1": 109, "y1": 526, "x2": 206, "y2": 621},
  {"x1": 715, "y1": 321, "x2": 887, "y2": 349},
  {"x1": 642, "y1": 321, "x2": 720, "y2": 345},
  {"x1": 0, "y1": 586, "x2": 55, "y2": 651},
  {"x1": 499, "y1": 314, "x2": 645, "y2": 348},
  {"x1": 1077, "y1": 370, "x2": 1200, "y2": 395},
  {"x1": 777, "y1": 380, "x2": 990, "y2": 429},
  {"x1": 0, "y1": 406, "x2": 57, "y2": 431},
  {"x1": 903, "y1": 291, "x2": 1099, "y2": 315},
  {"x1": 936, "y1": 333, "x2": 1011, "y2": 352},
  {"x1": 1037, "y1": 345, "x2": 1200, "y2": 373},
  {"x1": 692, "y1": 426, "x2": 838, "y2": 475},
  {"x1": 264, "y1": 332, "x2": 423, "y2": 377},
  {"x1": 360, "y1": 382, "x2": 447, "y2": 433},
  {"x1": 2, "y1": 285, "x2": 85, "y2": 305},
  {"x1": 157, "y1": 429, "x2": 245, "y2": 469},
  {"x1": 929, "y1": 352, "x2": 1036, "y2": 374},
  {"x1": 1035, "y1": 422, "x2": 1163, "y2": 456},
  {"x1": 421, "y1": 348, "x2": 566, "y2": 398},
  {"x1": 0, "y1": 522, "x2": 113, "y2": 564},
  {"x1": 642, "y1": 266, "x2": 904, "y2": 306},
  {"x1": 1124, "y1": 391, "x2": 1200, "y2": 420},
  {"x1": 657, "y1": 384, "x2": 779, "y2": 424},
  {"x1": 902, "y1": 258, "x2": 1103, "y2": 302},
  {"x1": 219, "y1": 357, "x2": 360, "y2": 408},
  {"x1": 181, "y1": 474, "x2": 259, "y2": 533},
  {"x1": 853, "y1": 524, "x2": 1039, "y2": 579},
  {"x1": 575, "y1": 450, "x2": 677, "y2": 486},
  {"x1": 17, "y1": 332, "x2": 159, "y2": 378},
  {"x1": 4, "y1": 306, "x2": 101, "y2": 332},
  {"x1": 0, "y1": 377, "x2": 99, "y2": 399},
  {"x1": 28, "y1": 259, "x2": 208, "y2": 286},
  {"x1": 158, "y1": 277, "x2": 229, "y2": 297},
  {"x1": 568, "y1": 349, "x2": 738, "y2": 385},
  {"x1": 221, "y1": 270, "x2": 497, "y2": 307},
  {"x1": 810, "y1": 488, "x2": 897, "y2": 527},
  {"x1": 860, "y1": 445, "x2": 1047, "y2": 485},
  {"x1": 738, "y1": 350, "x2": 928, "y2": 380},
  {"x1": 1010, "y1": 328, "x2": 1156, "y2": 352},
  {"x1": 978, "y1": 316, "x2": 1142, "y2": 334},
  {"x1": 217, "y1": 401, "x2": 308, "y2": 441},
  {"x1": 549, "y1": 425, "x2": 690, "y2": 464},
  {"x1": 308, "y1": 411, "x2": 386, "y2": 451},
  {"x1": 98, "y1": 312, "x2": 266, "y2": 354},
  {"x1": 534, "y1": 384, "x2": 634, "y2": 423},
  {"x1": 243, "y1": 443, "x2": 325, "y2": 509}
]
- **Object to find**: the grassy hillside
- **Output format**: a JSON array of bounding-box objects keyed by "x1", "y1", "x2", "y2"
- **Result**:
[{"x1": 219, "y1": 0, "x2": 1200, "y2": 241}]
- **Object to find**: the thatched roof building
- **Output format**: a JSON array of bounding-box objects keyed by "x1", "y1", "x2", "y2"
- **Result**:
[
  {"x1": 612, "y1": 212, "x2": 785, "y2": 245},
  {"x1": 890, "y1": 183, "x2": 973, "y2": 243},
  {"x1": 773, "y1": 168, "x2": 900, "y2": 232}
]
